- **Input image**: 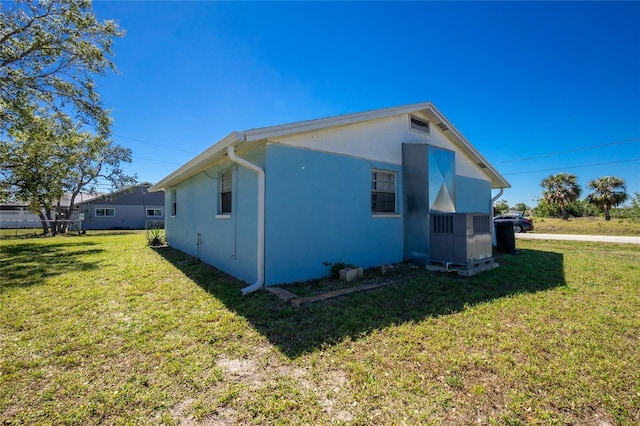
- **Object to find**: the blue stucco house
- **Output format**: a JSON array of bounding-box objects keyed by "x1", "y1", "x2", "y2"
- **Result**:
[{"x1": 150, "y1": 102, "x2": 510, "y2": 294}]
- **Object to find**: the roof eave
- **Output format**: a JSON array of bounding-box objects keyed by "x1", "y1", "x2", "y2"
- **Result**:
[
  {"x1": 424, "y1": 105, "x2": 510, "y2": 189},
  {"x1": 149, "y1": 101, "x2": 510, "y2": 191},
  {"x1": 148, "y1": 132, "x2": 244, "y2": 192},
  {"x1": 243, "y1": 102, "x2": 435, "y2": 142}
]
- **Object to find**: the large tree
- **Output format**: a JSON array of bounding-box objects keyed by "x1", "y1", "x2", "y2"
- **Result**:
[
  {"x1": 0, "y1": 0, "x2": 131, "y2": 234},
  {"x1": 586, "y1": 176, "x2": 628, "y2": 221},
  {"x1": 0, "y1": 111, "x2": 71, "y2": 233},
  {"x1": 0, "y1": 0, "x2": 124, "y2": 135},
  {"x1": 0, "y1": 110, "x2": 135, "y2": 234},
  {"x1": 541, "y1": 173, "x2": 581, "y2": 220}
]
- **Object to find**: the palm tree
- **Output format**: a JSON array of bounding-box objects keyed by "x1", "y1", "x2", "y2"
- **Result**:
[
  {"x1": 586, "y1": 176, "x2": 628, "y2": 220},
  {"x1": 540, "y1": 173, "x2": 581, "y2": 220}
]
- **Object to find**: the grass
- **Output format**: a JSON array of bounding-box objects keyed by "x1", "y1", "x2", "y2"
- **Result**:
[
  {"x1": 531, "y1": 217, "x2": 640, "y2": 236},
  {"x1": 1, "y1": 232, "x2": 639, "y2": 424}
]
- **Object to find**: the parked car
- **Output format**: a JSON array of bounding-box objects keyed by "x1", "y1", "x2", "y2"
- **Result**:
[{"x1": 493, "y1": 213, "x2": 534, "y2": 233}]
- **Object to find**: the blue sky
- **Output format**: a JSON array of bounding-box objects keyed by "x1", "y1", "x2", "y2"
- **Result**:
[{"x1": 92, "y1": 1, "x2": 640, "y2": 207}]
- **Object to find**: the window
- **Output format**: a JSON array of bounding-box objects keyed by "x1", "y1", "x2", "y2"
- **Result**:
[
  {"x1": 219, "y1": 170, "x2": 232, "y2": 215},
  {"x1": 170, "y1": 190, "x2": 177, "y2": 216},
  {"x1": 95, "y1": 208, "x2": 115, "y2": 217},
  {"x1": 410, "y1": 116, "x2": 430, "y2": 134},
  {"x1": 146, "y1": 208, "x2": 163, "y2": 217},
  {"x1": 371, "y1": 170, "x2": 396, "y2": 214}
]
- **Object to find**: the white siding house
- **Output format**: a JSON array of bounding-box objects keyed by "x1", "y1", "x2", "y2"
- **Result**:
[{"x1": 150, "y1": 102, "x2": 510, "y2": 294}]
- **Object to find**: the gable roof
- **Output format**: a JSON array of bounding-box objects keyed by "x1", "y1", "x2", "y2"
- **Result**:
[
  {"x1": 149, "y1": 102, "x2": 510, "y2": 191},
  {"x1": 76, "y1": 182, "x2": 163, "y2": 206}
]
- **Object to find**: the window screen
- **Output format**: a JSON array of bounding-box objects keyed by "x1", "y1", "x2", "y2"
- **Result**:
[
  {"x1": 220, "y1": 170, "x2": 232, "y2": 214},
  {"x1": 371, "y1": 170, "x2": 396, "y2": 213}
]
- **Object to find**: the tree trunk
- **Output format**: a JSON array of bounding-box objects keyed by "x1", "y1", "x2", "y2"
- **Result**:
[
  {"x1": 60, "y1": 190, "x2": 80, "y2": 233},
  {"x1": 45, "y1": 207, "x2": 56, "y2": 235},
  {"x1": 37, "y1": 211, "x2": 50, "y2": 235},
  {"x1": 560, "y1": 202, "x2": 568, "y2": 220},
  {"x1": 53, "y1": 201, "x2": 62, "y2": 234},
  {"x1": 59, "y1": 207, "x2": 69, "y2": 233}
]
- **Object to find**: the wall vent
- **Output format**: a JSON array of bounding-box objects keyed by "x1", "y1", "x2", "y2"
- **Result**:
[
  {"x1": 410, "y1": 116, "x2": 430, "y2": 134},
  {"x1": 437, "y1": 123, "x2": 448, "y2": 131}
]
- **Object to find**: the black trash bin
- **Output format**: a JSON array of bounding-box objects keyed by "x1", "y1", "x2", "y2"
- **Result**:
[{"x1": 495, "y1": 221, "x2": 516, "y2": 254}]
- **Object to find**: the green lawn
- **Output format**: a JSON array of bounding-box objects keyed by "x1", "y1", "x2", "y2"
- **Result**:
[
  {"x1": 1, "y1": 233, "x2": 639, "y2": 424},
  {"x1": 531, "y1": 217, "x2": 640, "y2": 236}
]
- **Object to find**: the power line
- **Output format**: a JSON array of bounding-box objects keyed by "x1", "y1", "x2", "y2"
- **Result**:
[
  {"x1": 132, "y1": 155, "x2": 183, "y2": 165},
  {"x1": 503, "y1": 158, "x2": 640, "y2": 176},
  {"x1": 498, "y1": 137, "x2": 640, "y2": 164},
  {"x1": 113, "y1": 134, "x2": 199, "y2": 155}
]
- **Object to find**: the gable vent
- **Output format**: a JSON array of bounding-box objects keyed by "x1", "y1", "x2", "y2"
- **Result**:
[
  {"x1": 410, "y1": 116, "x2": 430, "y2": 134},
  {"x1": 437, "y1": 123, "x2": 448, "y2": 131}
]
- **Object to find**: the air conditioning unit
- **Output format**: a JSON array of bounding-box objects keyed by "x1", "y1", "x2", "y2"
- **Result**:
[{"x1": 430, "y1": 213, "x2": 493, "y2": 266}]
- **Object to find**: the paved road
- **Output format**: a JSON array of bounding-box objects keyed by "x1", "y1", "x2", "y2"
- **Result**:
[{"x1": 516, "y1": 233, "x2": 640, "y2": 244}]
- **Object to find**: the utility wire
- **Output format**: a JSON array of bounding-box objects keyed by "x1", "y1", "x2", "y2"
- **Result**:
[
  {"x1": 498, "y1": 137, "x2": 640, "y2": 164},
  {"x1": 132, "y1": 155, "x2": 182, "y2": 165},
  {"x1": 113, "y1": 134, "x2": 199, "y2": 155},
  {"x1": 503, "y1": 158, "x2": 640, "y2": 176}
]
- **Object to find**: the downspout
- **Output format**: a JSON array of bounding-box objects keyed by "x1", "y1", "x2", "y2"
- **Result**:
[
  {"x1": 226, "y1": 145, "x2": 265, "y2": 295},
  {"x1": 491, "y1": 188, "x2": 504, "y2": 205}
]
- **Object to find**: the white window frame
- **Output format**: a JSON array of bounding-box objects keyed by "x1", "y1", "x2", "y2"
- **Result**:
[
  {"x1": 146, "y1": 208, "x2": 163, "y2": 217},
  {"x1": 217, "y1": 169, "x2": 232, "y2": 218},
  {"x1": 371, "y1": 169, "x2": 398, "y2": 216},
  {"x1": 95, "y1": 208, "x2": 115, "y2": 217},
  {"x1": 409, "y1": 115, "x2": 430, "y2": 135}
]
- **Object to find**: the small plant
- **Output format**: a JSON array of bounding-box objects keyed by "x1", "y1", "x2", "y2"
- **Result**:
[{"x1": 146, "y1": 227, "x2": 166, "y2": 247}]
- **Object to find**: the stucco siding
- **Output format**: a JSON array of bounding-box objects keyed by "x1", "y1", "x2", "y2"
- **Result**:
[
  {"x1": 165, "y1": 147, "x2": 265, "y2": 284},
  {"x1": 264, "y1": 143, "x2": 403, "y2": 285},
  {"x1": 272, "y1": 113, "x2": 491, "y2": 183}
]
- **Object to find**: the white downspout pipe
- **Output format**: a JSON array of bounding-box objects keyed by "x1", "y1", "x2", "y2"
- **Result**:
[
  {"x1": 226, "y1": 145, "x2": 265, "y2": 295},
  {"x1": 491, "y1": 188, "x2": 505, "y2": 205}
]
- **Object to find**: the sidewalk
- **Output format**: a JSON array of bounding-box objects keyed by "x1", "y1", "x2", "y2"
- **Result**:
[{"x1": 516, "y1": 233, "x2": 640, "y2": 244}]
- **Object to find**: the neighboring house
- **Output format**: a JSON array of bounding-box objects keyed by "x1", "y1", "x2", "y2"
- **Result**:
[
  {"x1": 150, "y1": 102, "x2": 510, "y2": 293},
  {"x1": 0, "y1": 202, "x2": 39, "y2": 228},
  {"x1": 0, "y1": 192, "x2": 95, "y2": 229},
  {"x1": 73, "y1": 183, "x2": 165, "y2": 230}
]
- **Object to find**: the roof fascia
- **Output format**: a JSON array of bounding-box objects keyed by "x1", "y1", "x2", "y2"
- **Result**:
[
  {"x1": 149, "y1": 132, "x2": 244, "y2": 192},
  {"x1": 243, "y1": 102, "x2": 435, "y2": 142},
  {"x1": 149, "y1": 101, "x2": 510, "y2": 191},
  {"x1": 426, "y1": 105, "x2": 511, "y2": 189}
]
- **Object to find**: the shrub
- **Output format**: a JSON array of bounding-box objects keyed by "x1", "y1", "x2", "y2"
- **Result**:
[{"x1": 146, "y1": 228, "x2": 166, "y2": 246}]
